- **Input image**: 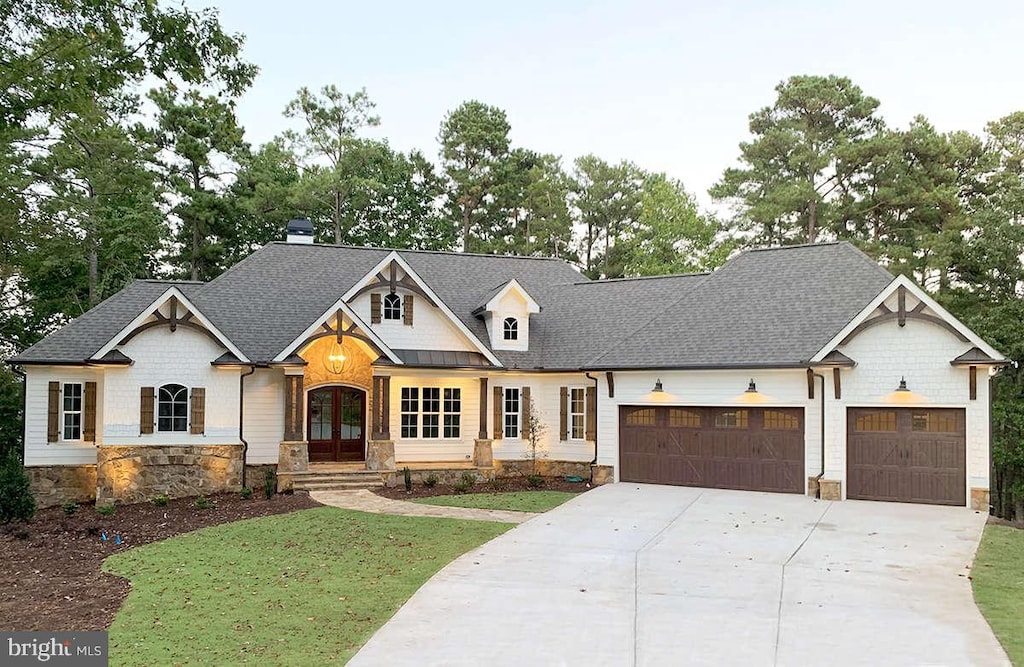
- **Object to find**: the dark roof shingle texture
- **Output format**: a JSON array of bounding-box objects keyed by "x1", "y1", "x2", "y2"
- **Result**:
[{"x1": 9, "y1": 241, "x2": 893, "y2": 370}]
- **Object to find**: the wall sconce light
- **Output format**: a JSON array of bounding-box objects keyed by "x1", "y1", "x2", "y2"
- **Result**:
[
  {"x1": 652, "y1": 378, "x2": 664, "y2": 393},
  {"x1": 896, "y1": 377, "x2": 909, "y2": 392},
  {"x1": 746, "y1": 379, "x2": 757, "y2": 393}
]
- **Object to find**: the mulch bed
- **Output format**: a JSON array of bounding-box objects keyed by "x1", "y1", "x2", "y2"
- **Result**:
[
  {"x1": 374, "y1": 475, "x2": 594, "y2": 500},
  {"x1": 987, "y1": 515, "x2": 1024, "y2": 530},
  {"x1": 0, "y1": 492, "x2": 319, "y2": 632}
]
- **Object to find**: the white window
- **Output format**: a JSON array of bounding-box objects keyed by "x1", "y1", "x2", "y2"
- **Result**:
[
  {"x1": 422, "y1": 387, "x2": 440, "y2": 438},
  {"x1": 400, "y1": 387, "x2": 418, "y2": 438},
  {"x1": 504, "y1": 387, "x2": 520, "y2": 439},
  {"x1": 570, "y1": 387, "x2": 586, "y2": 440},
  {"x1": 444, "y1": 388, "x2": 461, "y2": 438},
  {"x1": 158, "y1": 383, "x2": 188, "y2": 432},
  {"x1": 400, "y1": 387, "x2": 462, "y2": 439},
  {"x1": 62, "y1": 382, "x2": 83, "y2": 441},
  {"x1": 383, "y1": 293, "x2": 402, "y2": 320},
  {"x1": 503, "y1": 317, "x2": 518, "y2": 340}
]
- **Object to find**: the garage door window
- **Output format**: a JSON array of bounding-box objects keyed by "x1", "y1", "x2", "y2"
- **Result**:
[
  {"x1": 854, "y1": 410, "x2": 896, "y2": 432},
  {"x1": 764, "y1": 410, "x2": 799, "y2": 430},
  {"x1": 912, "y1": 412, "x2": 958, "y2": 433},
  {"x1": 624, "y1": 408, "x2": 655, "y2": 426},
  {"x1": 668, "y1": 408, "x2": 701, "y2": 427},
  {"x1": 714, "y1": 410, "x2": 748, "y2": 428}
]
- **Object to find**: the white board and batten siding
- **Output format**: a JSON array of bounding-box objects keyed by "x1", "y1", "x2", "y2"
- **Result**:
[
  {"x1": 595, "y1": 370, "x2": 818, "y2": 484},
  {"x1": 102, "y1": 327, "x2": 241, "y2": 446},
  {"x1": 835, "y1": 316, "x2": 989, "y2": 498},
  {"x1": 242, "y1": 367, "x2": 286, "y2": 464},
  {"x1": 23, "y1": 367, "x2": 103, "y2": 466},
  {"x1": 488, "y1": 373, "x2": 594, "y2": 463}
]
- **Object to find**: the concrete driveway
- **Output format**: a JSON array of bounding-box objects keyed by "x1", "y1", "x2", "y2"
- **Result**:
[{"x1": 349, "y1": 484, "x2": 1007, "y2": 667}]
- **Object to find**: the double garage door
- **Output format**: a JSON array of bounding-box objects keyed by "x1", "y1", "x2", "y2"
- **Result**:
[
  {"x1": 620, "y1": 405, "x2": 966, "y2": 505},
  {"x1": 619, "y1": 406, "x2": 805, "y2": 494}
]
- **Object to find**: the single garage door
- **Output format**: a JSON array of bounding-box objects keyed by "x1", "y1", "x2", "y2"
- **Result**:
[
  {"x1": 847, "y1": 408, "x2": 966, "y2": 506},
  {"x1": 619, "y1": 406, "x2": 804, "y2": 494}
]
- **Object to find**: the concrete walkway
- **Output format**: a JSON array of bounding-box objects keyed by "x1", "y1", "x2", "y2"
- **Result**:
[
  {"x1": 349, "y1": 483, "x2": 1007, "y2": 667},
  {"x1": 309, "y1": 488, "x2": 538, "y2": 524}
]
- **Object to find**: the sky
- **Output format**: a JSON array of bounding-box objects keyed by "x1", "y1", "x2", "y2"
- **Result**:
[{"x1": 193, "y1": 0, "x2": 1024, "y2": 207}]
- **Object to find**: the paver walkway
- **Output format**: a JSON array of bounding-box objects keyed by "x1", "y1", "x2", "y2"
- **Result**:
[{"x1": 309, "y1": 488, "x2": 538, "y2": 524}]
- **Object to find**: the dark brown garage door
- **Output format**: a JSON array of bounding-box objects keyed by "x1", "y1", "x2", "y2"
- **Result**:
[
  {"x1": 619, "y1": 406, "x2": 804, "y2": 494},
  {"x1": 847, "y1": 408, "x2": 966, "y2": 506}
]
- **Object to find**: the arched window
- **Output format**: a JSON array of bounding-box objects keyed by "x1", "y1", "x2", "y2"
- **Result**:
[
  {"x1": 158, "y1": 384, "x2": 188, "y2": 432},
  {"x1": 383, "y1": 293, "x2": 401, "y2": 320},
  {"x1": 503, "y1": 317, "x2": 518, "y2": 340}
]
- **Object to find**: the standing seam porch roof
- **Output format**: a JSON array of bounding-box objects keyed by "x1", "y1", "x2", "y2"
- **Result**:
[{"x1": 8, "y1": 241, "x2": 896, "y2": 370}]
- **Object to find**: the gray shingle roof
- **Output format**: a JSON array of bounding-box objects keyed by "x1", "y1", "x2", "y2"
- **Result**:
[
  {"x1": 589, "y1": 243, "x2": 893, "y2": 368},
  {"x1": 7, "y1": 241, "x2": 895, "y2": 370}
]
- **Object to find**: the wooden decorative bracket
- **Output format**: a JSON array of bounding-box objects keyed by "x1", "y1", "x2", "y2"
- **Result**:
[{"x1": 346, "y1": 261, "x2": 438, "y2": 307}]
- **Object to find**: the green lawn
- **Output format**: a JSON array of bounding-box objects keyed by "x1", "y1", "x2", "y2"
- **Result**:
[
  {"x1": 412, "y1": 490, "x2": 578, "y2": 513},
  {"x1": 103, "y1": 507, "x2": 509, "y2": 665},
  {"x1": 973, "y1": 524, "x2": 1024, "y2": 665}
]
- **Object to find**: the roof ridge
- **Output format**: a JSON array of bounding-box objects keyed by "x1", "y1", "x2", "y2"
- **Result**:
[
  {"x1": 571, "y1": 272, "x2": 710, "y2": 285},
  {"x1": 267, "y1": 240, "x2": 577, "y2": 264},
  {"x1": 747, "y1": 241, "x2": 842, "y2": 252}
]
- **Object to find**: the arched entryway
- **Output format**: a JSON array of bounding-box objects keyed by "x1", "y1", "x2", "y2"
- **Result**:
[{"x1": 307, "y1": 386, "x2": 366, "y2": 462}]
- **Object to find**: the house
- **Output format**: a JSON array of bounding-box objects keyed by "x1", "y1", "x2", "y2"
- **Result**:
[{"x1": 7, "y1": 224, "x2": 1007, "y2": 510}]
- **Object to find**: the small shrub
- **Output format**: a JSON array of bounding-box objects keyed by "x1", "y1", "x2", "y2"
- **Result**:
[
  {"x1": 240, "y1": 486, "x2": 253, "y2": 500},
  {"x1": 489, "y1": 476, "x2": 509, "y2": 491},
  {"x1": 96, "y1": 504, "x2": 116, "y2": 516},
  {"x1": 452, "y1": 480, "x2": 472, "y2": 494},
  {"x1": 527, "y1": 474, "x2": 545, "y2": 488},
  {"x1": 0, "y1": 450, "x2": 36, "y2": 523},
  {"x1": 460, "y1": 471, "x2": 477, "y2": 487},
  {"x1": 264, "y1": 468, "x2": 276, "y2": 499},
  {"x1": 151, "y1": 494, "x2": 169, "y2": 507},
  {"x1": 61, "y1": 501, "x2": 80, "y2": 516},
  {"x1": 403, "y1": 466, "x2": 412, "y2": 491},
  {"x1": 423, "y1": 474, "x2": 439, "y2": 488},
  {"x1": 193, "y1": 496, "x2": 213, "y2": 510}
]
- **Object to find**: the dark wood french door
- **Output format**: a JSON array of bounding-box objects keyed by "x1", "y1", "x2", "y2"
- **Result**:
[{"x1": 307, "y1": 386, "x2": 366, "y2": 462}]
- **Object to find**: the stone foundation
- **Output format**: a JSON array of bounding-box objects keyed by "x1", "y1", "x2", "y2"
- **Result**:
[
  {"x1": 244, "y1": 464, "x2": 278, "y2": 491},
  {"x1": 96, "y1": 444, "x2": 243, "y2": 505},
  {"x1": 807, "y1": 476, "x2": 821, "y2": 498},
  {"x1": 494, "y1": 459, "x2": 611, "y2": 482},
  {"x1": 366, "y1": 440, "x2": 395, "y2": 471},
  {"x1": 383, "y1": 467, "x2": 495, "y2": 488},
  {"x1": 819, "y1": 479, "x2": 842, "y2": 501},
  {"x1": 590, "y1": 465, "x2": 614, "y2": 485},
  {"x1": 26, "y1": 465, "x2": 97, "y2": 508},
  {"x1": 971, "y1": 488, "x2": 990, "y2": 512}
]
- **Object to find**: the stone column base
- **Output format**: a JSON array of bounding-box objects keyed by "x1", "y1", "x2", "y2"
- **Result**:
[
  {"x1": 473, "y1": 439, "x2": 494, "y2": 467},
  {"x1": 366, "y1": 440, "x2": 396, "y2": 471},
  {"x1": 590, "y1": 464, "x2": 614, "y2": 485},
  {"x1": 278, "y1": 441, "x2": 309, "y2": 473},
  {"x1": 807, "y1": 476, "x2": 820, "y2": 498},
  {"x1": 819, "y1": 479, "x2": 842, "y2": 501},
  {"x1": 971, "y1": 488, "x2": 990, "y2": 512}
]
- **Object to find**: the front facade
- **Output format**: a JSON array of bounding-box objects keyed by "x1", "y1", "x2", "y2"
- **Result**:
[{"x1": 10, "y1": 237, "x2": 1006, "y2": 510}]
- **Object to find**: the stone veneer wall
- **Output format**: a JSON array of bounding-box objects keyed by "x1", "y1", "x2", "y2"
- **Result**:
[
  {"x1": 96, "y1": 444, "x2": 243, "y2": 505},
  {"x1": 494, "y1": 459, "x2": 614, "y2": 484},
  {"x1": 244, "y1": 464, "x2": 278, "y2": 492},
  {"x1": 27, "y1": 465, "x2": 97, "y2": 508}
]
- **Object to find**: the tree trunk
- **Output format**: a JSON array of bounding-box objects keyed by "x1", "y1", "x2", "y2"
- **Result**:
[
  {"x1": 334, "y1": 189, "x2": 343, "y2": 244},
  {"x1": 807, "y1": 198, "x2": 818, "y2": 243},
  {"x1": 88, "y1": 249, "x2": 98, "y2": 308},
  {"x1": 191, "y1": 164, "x2": 201, "y2": 281},
  {"x1": 462, "y1": 208, "x2": 471, "y2": 253}
]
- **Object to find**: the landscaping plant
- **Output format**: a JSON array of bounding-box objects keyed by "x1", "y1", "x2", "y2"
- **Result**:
[
  {"x1": 424, "y1": 474, "x2": 438, "y2": 488},
  {"x1": 0, "y1": 450, "x2": 36, "y2": 523},
  {"x1": 240, "y1": 486, "x2": 253, "y2": 500},
  {"x1": 97, "y1": 504, "x2": 116, "y2": 517},
  {"x1": 403, "y1": 466, "x2": 412, "y2": 491},
  {"x1": 151, "y1": 494, "x2": 169, "y2": 507},
  {"x1": 264, "y1": 468, "x2": 276, "y2": 499},
  {"x1": 61, "y1": 501, "x2": 79, "y2": 516},
  {"x1": 193, "y1": 496, "x2": 213, "y2": 510}
]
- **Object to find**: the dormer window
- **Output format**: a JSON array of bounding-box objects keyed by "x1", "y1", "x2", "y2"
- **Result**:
[
  {"x1": 383, "y1": 293, "x2": 402, "y2": 320},
  {"x1": 503, "y1": 317, "x2": 518, "y2": 341}
]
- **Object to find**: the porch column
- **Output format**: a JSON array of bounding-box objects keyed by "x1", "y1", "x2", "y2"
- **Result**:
[
  {"x1": 474, "y1": 377, "x2": 493, "y2": 468},
  {"x1": 278, "y1": 370, "x2": 308, "y2": 487},
  {"x1": 367, "y1": 375, "x2": 394, "y2": 472},
  {"x1": 283, "y1": 373, "x2": 304, "y2": 441}
]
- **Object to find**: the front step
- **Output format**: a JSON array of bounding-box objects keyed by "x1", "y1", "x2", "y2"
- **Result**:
[{"x1": 287, "y1": 469, "x2": 384, "y2": 492}]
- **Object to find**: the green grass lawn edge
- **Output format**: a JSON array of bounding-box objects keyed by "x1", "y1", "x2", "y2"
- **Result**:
[
  {"x1": 972, "y1": 524, "x2": 1024, "y2": 665},
  {"x1": 103, "y1": 506, "x2": 509, "y2": 666},
  {"x1": 411, "y1": 490, "x2": 578, "y2": 513}
]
